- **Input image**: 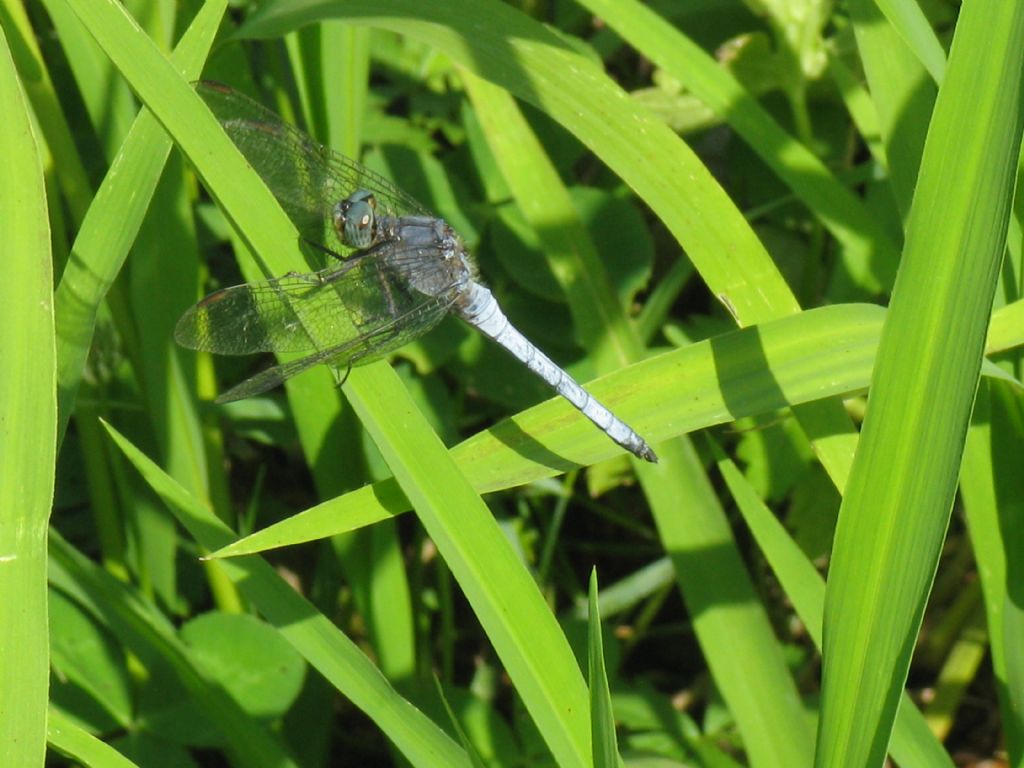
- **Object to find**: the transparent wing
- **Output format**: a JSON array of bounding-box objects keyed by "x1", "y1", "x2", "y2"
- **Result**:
[
  {"x1": 197, "y1": 81, "x2": 430, "y2": 259},
  {"x1": 212, "y1": 292, "x2": 456, "y2": 403},
  {"x1": 175, "y1": 244, "x2": 459, "y2": 357}
]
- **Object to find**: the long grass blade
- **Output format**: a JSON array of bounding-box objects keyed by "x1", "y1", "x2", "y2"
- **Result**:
[
  {"x1": 961, "y1": 382, "x2": 1024, "y2": 762},
  {"x1": 102, "y1": 420, "x2": 470, "y2": 767},
  {"x1": 709, "y1": 440, "x2": 954, "y2": 766},
  {"x1": 214, "y1": 303, "x2": 885, "y2": 552},
  {"x1": 53, "y1": 0, "x2": 225, "y2": 440},
  {"x1": 818, "y1": 1, "x2": 1024, "y2": 763},
  {"x1": 0, "y1": 25, "x2": 54, "y2": 768}
]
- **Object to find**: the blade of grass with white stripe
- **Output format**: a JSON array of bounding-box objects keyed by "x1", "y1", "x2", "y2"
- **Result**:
[
  {"x1": 708, "y1": 439, "x2": 954, "y2": 766},
  {"x1": 64, "y1": 3, "x2": 596, "y2": 763},
  {"x1": 101, "y1": 420, "x2": 471, "y2": 767},
  {"x1": 463, "y1": 70, "x2": 814, "y2": 764},
  {"x1": 819, "y1": 2, "x2": 1024, "y2": 764},
  {"x1": 0, "y1": 27, "x2": 54, "y2": 768}
]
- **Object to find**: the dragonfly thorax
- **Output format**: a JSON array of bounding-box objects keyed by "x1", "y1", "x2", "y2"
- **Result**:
[{"x1": 384, "y1": 215, "x2": 474, "y2": 299}]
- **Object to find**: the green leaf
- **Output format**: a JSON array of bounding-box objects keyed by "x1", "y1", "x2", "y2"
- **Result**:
[
  {"x1": 709, "y1": 439, "x2": 954, "y2": 766},
  {"x1": 48, "y1": 534, "x2": 298, "y2": 767},
  {"x1": 587, "y1": 570, "x2": 620, "y2": 768},
  {"x1": 0, "y1": 23, "x2": 54, "y2": 768},
  {"x1": 47, "y1": 707, "x2": 140, "y2": 768},
  {"x1": 99, "y1": 420, "x2": 470, "y2": 768},
  {"x1": 818, "y1": 2, "x2": 1024, "y2": 764},
  {"x1": 52, "y1": 0, "x2": 225, "y2": 441},
  {"x1": 181, "y1": 612, "x2": 306, "y2": 720},
  {"x1": 214, "y1": 303, "x2": 884, "y2": 554}
]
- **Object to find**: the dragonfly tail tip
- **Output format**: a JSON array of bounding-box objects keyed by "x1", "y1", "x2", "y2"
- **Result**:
[{"x1": 636, "y1": 444, "x2": 658, "y2": 463}]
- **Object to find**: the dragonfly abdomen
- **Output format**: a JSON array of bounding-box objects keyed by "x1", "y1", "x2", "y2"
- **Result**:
[{"x1": 456, "y1": 283, "x2": 657, "y2": 463}]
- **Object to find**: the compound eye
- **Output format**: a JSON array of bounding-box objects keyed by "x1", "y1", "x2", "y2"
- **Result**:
[{"x1": 334, "y1": 189, "x2": 377, "y2": 248}]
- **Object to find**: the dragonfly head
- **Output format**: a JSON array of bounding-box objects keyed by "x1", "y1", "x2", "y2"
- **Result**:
[{"x1": 334, "y1": 189, "x2": 377, "y2": 249}]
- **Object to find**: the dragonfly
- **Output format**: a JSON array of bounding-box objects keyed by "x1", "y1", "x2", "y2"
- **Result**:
[{"x1": 175, "y1": 82, "x2": 657, "y2": 463}]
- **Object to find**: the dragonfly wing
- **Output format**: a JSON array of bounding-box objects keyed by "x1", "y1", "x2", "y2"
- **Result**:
[
  {"x1": 176, "y1": 241, "x2": 463, "y2": 356},
  {"x1": 214, "y1": 285, "x2": 458, "y2": 403},
  {"x1": 197, "y1": 82, "x2": 430, "y2": 259},
  {"x1": 214, "y1": 349, "x2": 327, "y2": 403},
  {"x1": 176, "y1": 261, "x2": 359, "y2": 355}
]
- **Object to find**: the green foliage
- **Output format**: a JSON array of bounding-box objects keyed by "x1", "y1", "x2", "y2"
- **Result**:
[{"x1": 4, "y1": 0, "x2": 1022, "y2": 765}]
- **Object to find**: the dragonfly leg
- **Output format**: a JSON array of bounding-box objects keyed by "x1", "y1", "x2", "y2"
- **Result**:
[
  {"x1": 302, "y1": 236, "x2": 345, "y2": 264},
  {"x1": 342, "y1": 320, "x2": 405, "y2": 375},
  {"x1": 333, "y1": 361, "x2": 354, "y2": 389},
  {"x1": 282, "y1": 270, "x2": 326, "y2": 285}
]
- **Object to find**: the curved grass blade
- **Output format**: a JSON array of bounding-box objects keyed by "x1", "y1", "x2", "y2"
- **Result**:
[{"x1": 214, "y1": 303, "x2": 888, "y2": 558}]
